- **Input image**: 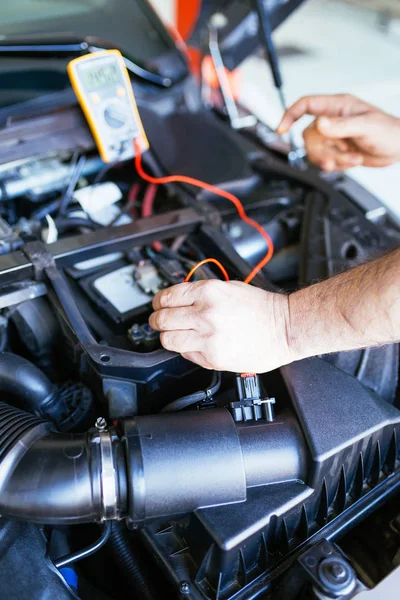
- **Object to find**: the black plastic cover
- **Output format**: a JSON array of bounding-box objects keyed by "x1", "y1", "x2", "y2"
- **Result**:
[
  {"x1": 141, "y1": 357, "x2": 400, "y2": 600},
  {"x1": 282, "y1": 358, "x2": 400, "y2": 487},
  {"x1": 138, "y1": 107, "x2": 253, "y2": 184},
  {"x1": 122, "y1": 409, "x2": 247, "y2": 524}
]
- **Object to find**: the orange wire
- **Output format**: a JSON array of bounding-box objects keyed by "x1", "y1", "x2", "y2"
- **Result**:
[
  {"x1": 184, "y1": 258, "x2": 229, "y2": 283},
  {"x1": 134, "y1": 140, "x2": 274, "y2": 284}
]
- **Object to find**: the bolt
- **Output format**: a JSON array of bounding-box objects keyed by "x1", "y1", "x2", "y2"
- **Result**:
[
  {"x1": 179, "y1": 581, "x2": 190, "y2": 595},
  {"x1": 330, "y1": 563, "x2": 346, "y2": 580},
  {"x1": 95, "y1": 417, "x2": 107, "y2": 431},
  {"x1": 228, "y1": 223, "x2": 243, "y2": 239},
  {"x1": 318, "y1": 557, "x2": 355, "y2": 594}
]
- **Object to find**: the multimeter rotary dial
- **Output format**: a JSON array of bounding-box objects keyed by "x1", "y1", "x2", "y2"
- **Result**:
[{"x1": 103, "y1": 101, "x2": 128, "y2": 129}]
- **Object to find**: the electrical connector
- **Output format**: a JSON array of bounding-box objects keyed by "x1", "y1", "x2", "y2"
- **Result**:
[
  {"x1": 133, "y1": 261, "x2": 163, "y2": 295},
  {"x1": 127, "y1": 323, "x2": 159, "y2": 350},
  {"x1": 230, "y1": 373, "x2": 276, "y2": 423},
  {"x1": 150, "y1": 255, "x2": 186, "y2": 286}
]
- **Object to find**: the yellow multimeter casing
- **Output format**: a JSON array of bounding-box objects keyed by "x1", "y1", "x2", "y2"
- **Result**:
[{"x1": 67, "y1": 50, "x2": 149, "y2": 163}]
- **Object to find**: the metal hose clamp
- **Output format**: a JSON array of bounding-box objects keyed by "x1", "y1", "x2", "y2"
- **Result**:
[{"x1": 93, "y1": 419, "x2": 119, "y2": 520}]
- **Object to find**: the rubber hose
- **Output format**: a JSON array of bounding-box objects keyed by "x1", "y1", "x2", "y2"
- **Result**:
[
  {"x1": 0, "y1": 392, "x2": 305, "y2": 525},
  {"x1": 0, "y1": 352, "x2": 57, "y2": 417},
  {"x1": 0, "y1": 318, "x2": 7, "y2": 353},
  {"x1": 161, "y1": 389, "x2": 206, "y2": 412},
  {"x1": 0, "y1": 401, "x2": 127, "y2": 525},
  {"x1": 109, "y1": 522, "x2": 155, "y2": 600},
  {"x1": 55, "y1": 217, "x2": 99, "y2": 234},
  {"x1": 161, "y1": 371, "x2": 221, "y2": 412}
]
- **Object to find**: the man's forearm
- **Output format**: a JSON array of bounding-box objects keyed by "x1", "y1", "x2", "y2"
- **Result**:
[{"x1": 288, "y1": 248, "x2": 400, "y2": 361}]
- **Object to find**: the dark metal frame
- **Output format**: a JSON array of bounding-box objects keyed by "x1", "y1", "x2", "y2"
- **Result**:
[
  {"x1": 0, "y1": 205, "x2": 273, "y2": 412},
  {"x1": 0, "y1": 208, "x2": 204, "y2": 408},
  {"x1": 0, "y1": 208, "x2": 202, "y2": 285}
]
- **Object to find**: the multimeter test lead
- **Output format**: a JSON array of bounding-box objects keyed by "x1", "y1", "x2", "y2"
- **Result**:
[
  {"x1": 68, "y1": 48, "x2": 275, "y2": 284},
  {"x1": 68, "y1": 48, "x2": 276, "y2": 385}
]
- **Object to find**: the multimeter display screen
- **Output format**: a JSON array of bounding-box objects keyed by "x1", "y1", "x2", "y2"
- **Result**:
[{"x1": 82, "y1": 64, "x2": 119, "y2": 90}]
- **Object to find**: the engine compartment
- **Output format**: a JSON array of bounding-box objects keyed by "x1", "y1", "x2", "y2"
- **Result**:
[{"x1": 0, "y1": 33, "x2": 399, "y2": 600}]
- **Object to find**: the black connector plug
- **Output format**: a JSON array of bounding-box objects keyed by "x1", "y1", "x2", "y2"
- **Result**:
[{"x1": 230, "y1": 373, "x2": 276, "y2": 423}]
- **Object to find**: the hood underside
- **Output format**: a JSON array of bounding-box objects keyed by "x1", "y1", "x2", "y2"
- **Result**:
[{"x1": 190, "y1": 0, "x2": 306, "y2": 69}]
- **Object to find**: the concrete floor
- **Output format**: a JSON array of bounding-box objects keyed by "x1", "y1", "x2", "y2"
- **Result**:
[{"x1": 152, "y1": 0, "x2": 400, "y2": 217}]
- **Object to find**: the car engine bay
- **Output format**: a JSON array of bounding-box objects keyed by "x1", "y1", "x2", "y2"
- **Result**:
[{"x1": 0, "y1": 2, "x2": 399, "y2": 599}]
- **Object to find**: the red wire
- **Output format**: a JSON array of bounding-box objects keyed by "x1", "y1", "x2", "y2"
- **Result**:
[
  {"x1": 184, "y1": 258, "x2": 229, "y2": 283},
  {"x1": 127, "y1": 183, "x2": 140, "y2": 218},
  {"x1": 141, "y1": 183, "x2": 158, "y2": 218},
  {"x1": 134, "y1": 140, "x2": 274, "y2": 284}
]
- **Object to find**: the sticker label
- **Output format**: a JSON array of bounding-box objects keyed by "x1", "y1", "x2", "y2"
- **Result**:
[{"x1": 93, "y1": 265, "x2": 152, "y2": 314}]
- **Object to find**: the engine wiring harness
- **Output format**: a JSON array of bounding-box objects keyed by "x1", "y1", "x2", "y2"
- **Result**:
[{"x1": 133, "y1": 139, "x2": 274, "y2": 284}]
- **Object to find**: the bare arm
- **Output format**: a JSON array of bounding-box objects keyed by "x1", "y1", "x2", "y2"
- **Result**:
[
  {"x1": 288, "y1": 248, "x2": 400, "y2": 361},
  {"x1": 150, "y1": 248, "x2": 400, "y2": 374}
]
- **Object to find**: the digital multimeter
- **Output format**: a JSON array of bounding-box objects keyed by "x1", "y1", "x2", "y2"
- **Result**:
[{"x1": 67, "y1": 50, "x2": 149, "y2": 163}]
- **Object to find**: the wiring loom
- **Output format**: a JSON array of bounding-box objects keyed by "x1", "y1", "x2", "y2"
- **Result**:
[{"x1": 133, "y1": 140, "x2": 274, "y2": 284}]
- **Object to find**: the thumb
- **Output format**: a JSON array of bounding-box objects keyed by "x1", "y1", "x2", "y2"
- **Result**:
[{"x1": 317, "y1": 115, "x2": 367, "y2": 139}]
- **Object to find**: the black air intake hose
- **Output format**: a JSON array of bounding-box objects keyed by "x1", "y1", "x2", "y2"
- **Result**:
[
  {"x1": 0, "y1": 353, "x2": 94, "y2": 431},
  {"x1": 0, "y1": 351, "x2": 66, "y2": 423},
  {"x1": 0, "y1": 352, "x2": 57, "y2": 416},
  {"x1": 0, "y1": 400, "x2": 306, "y2": 525},
  {"x1": 0, "y1": 401, "x2": 127, "y2": 524},
  {"x1": 121, "y1": 409, "x2": 306, "y2": 522}
]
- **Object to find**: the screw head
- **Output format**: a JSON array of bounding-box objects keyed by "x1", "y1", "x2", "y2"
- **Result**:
[
  {"x1": 330, "y1": 563, "x2": 346, "y2": 579},
  {"x1": 179, "y1": 581, "x2": 190, "y2": 595},
  {"x1": 95, "y1": 417, "x2": 107, "y2": 431},
  {"x1": 318, "y1": 557, "x2": 355, "y2": 594}
]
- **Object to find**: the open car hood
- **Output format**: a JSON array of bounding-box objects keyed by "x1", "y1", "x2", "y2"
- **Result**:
[{"x1": 190, "y1": 0, "x2": 306, "y2": 69}]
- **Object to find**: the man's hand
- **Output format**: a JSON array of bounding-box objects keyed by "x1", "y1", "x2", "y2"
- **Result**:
[
  {"x1": 150, "y1": 248, "x2": 400, "y2": 374},
  {"x1": 149, "y1": 280, "x2": 292, "y2": 373},
  {"x1": 277, "y1": 94, "x2": 400, "y2": 171}
]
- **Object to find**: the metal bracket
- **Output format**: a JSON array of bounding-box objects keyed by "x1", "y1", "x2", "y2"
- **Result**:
[
  {"x1": 208, "y1": 24, "x2": 257, "y2": 130},
  {"x1": 23, "y1": 240, "x2": 56, "y2": 282},
  {"x1": 298, "y1": 540, "x2": 366, "y2": 599},
  {"x1": 0, "y1": 208, "x2": 202, "y2": 287},
  {"x1": 0, "y1": 210, "x2": 204, "y2": 407}
]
